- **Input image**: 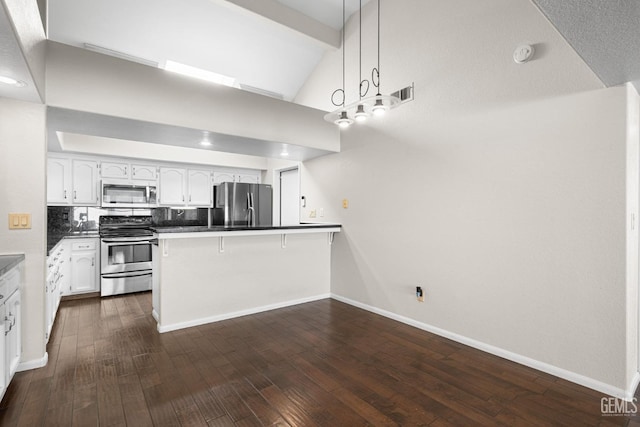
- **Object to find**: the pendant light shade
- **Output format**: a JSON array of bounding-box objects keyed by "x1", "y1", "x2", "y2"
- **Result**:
[
  {"x1": 324, "y1": 0, "x2": 404, "y2": 127},
  {"x1": 336, "y1": 111, "x2": 354, "y2": 128},
  {"x1": 354, "y1": 104, "x2": 368, "y2": 122},
  {"x1": 371, "y1": 97, "x2": 386, "y2": 116}
]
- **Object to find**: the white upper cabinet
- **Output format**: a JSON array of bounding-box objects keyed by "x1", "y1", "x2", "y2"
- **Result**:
[
  {"x1": 131, "y1": 164, "x2": 157, "y2": 181},
  {"x1": 72, "y1": 160, "x2": 99, "y2": 205},
  {"x1": 160, "y1": 167, "x2": 212, "y2": 207},
  {"x1": 47, "y1": 157, "x2": 72, "y2": 205},
  {"x1": 48, "y1": 157, "x2": 100, "y2": 206},
  {"x1": 47, "y1": 154, "x2": 262, "y2": 207},
  {"x1": 212, "y1": 172, "x2": 235, "y2": 185},
  {"x1": 237, "y1": 172, "x2": 261, "y2": 184},
  {"x1": 213, "y1": 170, "x2": 261, "y2": 185},
  {"x1": 188, "y1": 169, "x2": 212, "y2": 206},
  {"x1": 159, "y1": 167, "x2": 187, "y2": 206},
  {"x1": 100, "y1": 161, "x2": 129, "y2": 179}
]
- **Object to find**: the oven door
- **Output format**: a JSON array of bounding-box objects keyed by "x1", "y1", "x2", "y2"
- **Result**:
[{"x1": 101, "y1": 237, "x2": 153, "y2": 275}]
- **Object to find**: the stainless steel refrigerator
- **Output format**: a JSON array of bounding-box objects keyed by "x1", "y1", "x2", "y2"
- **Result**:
[{"x1": 212, "y1": 182, "x2": 273, "y2": 227}]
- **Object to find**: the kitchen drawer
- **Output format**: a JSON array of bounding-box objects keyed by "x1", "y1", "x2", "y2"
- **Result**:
[{"x1": 71, "y1": 240, "x2": 97, "y2": 251}]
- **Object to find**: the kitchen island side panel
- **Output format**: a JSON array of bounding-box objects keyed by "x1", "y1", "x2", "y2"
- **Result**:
[{"x1": 156, "y1": 233, "x2": 331, "y2": 331}]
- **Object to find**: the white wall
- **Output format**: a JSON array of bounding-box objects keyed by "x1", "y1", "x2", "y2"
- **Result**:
[
  {"x1": 46, "y1": 42, "x2": 339, "y2": 153},
  {"x1": 627, "y1": 84, "x2": 640, "y2": 392},
  {"x1": 296, "y1": 0, "x2": 637, "y2": 397},
  {"x1": 0, "y1": 97, "x2": 46, "y2": 366},
  {"x1": 156, "y1": 233, "x2": 331, "y2": 331},
  {"x1": 58, "y1": 132, "x2": 269, "y2": 170}
]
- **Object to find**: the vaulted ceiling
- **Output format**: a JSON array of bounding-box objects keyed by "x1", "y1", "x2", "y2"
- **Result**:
[
  {"x1": 1, "y1": 0, "x2": 640, "y2": 160},
  {"x1": 47, "y1": 0, "x2": 369, "y2": 102}
]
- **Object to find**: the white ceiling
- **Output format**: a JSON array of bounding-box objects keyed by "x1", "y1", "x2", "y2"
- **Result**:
[
  {"x1": 48, "y1": 107, "x2": 334, "y2": 161},
  {"x1": 4, "y1": 0, "x2": 640, "y2": 161},
  {"x1": 532, "y1": 0, "x2": 640, "y2": 92},
  {"x1": 47, "y1": 0, "x2": 368, "y2": 102},
  {"x1": 0, "y1": 2, "x2": 41, "y2": 103}
]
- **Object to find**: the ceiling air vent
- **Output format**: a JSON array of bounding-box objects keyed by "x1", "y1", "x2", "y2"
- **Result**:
[{"x1": 390, "y1": 83, "x2": 414, "y2": 105}]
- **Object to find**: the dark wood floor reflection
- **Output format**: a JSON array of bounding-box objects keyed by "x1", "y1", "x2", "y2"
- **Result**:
[{"x1": 0, "y1": 292, "x2": 634, "y2": 426}]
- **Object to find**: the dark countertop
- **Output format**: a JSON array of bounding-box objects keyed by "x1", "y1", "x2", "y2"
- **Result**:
[
  {"x1": 47, "y1": 231, "x2": 100, "y2": 255},
  {"x1": 0, "y1": 254, "x2": 25, "y2": 277},
  {"x1": 152, "y1": 223, "x2": 341, "y2": 233}
]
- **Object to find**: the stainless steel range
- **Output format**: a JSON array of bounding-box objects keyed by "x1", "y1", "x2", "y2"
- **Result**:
[{"x1": 99, "y1": 216, "x2": 154, "y2": 297}]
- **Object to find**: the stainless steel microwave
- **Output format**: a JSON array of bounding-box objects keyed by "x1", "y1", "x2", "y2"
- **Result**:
[{"x1": 101, "y1": 182, "x2": 157, "y2": 208}]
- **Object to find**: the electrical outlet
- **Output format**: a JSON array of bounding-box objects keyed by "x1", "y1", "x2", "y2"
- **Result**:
[
  {"x1": 309, "y1": 209, "x2": 317, "y2": 218},
  {"x1": 320, "y1": 208, "x2": 324, "y2": 217},
  {"x1": 416, "y1": 286, "x2": 424, "y2": 302},
  {"x1": 342, "y1": 199, "x2": 349, "y2": 209}
]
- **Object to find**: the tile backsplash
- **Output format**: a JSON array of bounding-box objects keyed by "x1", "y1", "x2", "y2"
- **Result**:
[{"x1": 48, "y1": 206, "x2": 208, "y2": 231}]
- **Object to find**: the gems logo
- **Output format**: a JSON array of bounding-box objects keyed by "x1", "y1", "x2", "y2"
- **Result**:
[{"x1": 601, "y1": 397, "x2": 638, "y2": 416}]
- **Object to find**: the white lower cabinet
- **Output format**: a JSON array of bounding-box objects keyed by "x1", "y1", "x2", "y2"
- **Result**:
[
  {"x1": 70, "y1": 239, "x2": 99, "y2": 294},
  {"x1": 46, "y1": 242, "x2": 65, "y2": 342},
  {"x1": 0, "y1": 263, "x2": 22, "y2": 401},
  {"x1": 4, "y1": 290, "x2": 20, "y2": 381},
  {"x1": 46, "y1": 237, "x2": 99, "y2": 343}
]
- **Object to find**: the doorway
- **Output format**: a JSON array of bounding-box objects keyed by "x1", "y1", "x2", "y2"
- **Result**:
[{"x1": 280, "y1": 168, "x2": 299, "y2": 225}]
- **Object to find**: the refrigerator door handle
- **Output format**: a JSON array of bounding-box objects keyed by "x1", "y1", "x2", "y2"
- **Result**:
[{"x1": 247, "y1": 192, "x2": 256, "y2": 226}]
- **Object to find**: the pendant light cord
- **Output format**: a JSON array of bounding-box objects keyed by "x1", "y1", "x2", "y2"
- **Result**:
[
  {"x1": 343, "y1": 0, "x2": 346, "y2": 106},
  {"x1": 377, "y1": 0, "x2": 381, "y2": 94},
  {"x1": 330, "y1": 0, "x2": 347, "y2": 108},
  {"x1": 359, "y1": 0, "x2": 362, "y2": 100}
]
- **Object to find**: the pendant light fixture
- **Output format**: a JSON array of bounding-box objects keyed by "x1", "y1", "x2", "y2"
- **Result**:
[
  {"x1": 371, "y1": 0, "x2": 387, "y2": 116},
  {"x1": 353, "y1": 0, "x2": 369, "y2": 123},
  {"x1": 324, "y1": 0, "x2": 403, "y2": 127},
  {"x1": 330, "y1": 0, "x2": 353, "y2": 128},
  {"x1": 361, "y1": 0, "x2": 399, "y2": 116}
]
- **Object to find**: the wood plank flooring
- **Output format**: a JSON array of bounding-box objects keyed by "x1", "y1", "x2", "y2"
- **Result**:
[{"x1": 0, "y1": 292, "x2": 636, "y2": 426}]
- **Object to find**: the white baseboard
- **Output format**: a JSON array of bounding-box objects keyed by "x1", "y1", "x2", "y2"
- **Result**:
[
  {"x1": 331, "y1": 293, "x2": 635, "y2": 401},
  {"x1": 17, "y1": 352, "x2": 48, "y2": 372},
  {"x1": 157, "y1": 293, "x2": 331, "y2": 333}
]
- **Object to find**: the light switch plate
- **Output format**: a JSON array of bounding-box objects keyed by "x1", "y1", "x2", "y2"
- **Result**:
[{"x1": 9, "y1": 213, "x2": 31, "y2": 229}]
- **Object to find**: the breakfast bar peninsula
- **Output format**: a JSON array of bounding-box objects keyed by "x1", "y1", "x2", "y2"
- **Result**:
[{"x1": 151, "y1": 223, "x2": 340, "y2": 332}]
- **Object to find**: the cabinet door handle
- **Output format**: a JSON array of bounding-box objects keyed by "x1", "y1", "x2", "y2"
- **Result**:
[
  {"x1": 182, "y1": 195, "x2": 185, "y2": 202},
  {"x1": 189, "y1": 195, "x2": 192, "y2": 202},
  {"x1": 74, "y1": 190, "x2": 77, "y2": 200},
  {"x1": 133, "y1": 168, "x2": 136, "y2": 176},
  {"x1": 91, "y1": 258, "x2": 95, "y2": 266},
  {"x1": 124, "y1": 166, "x2": 127, "y2": 174},
  {"x1": 64, "y1": 190, "x2": 67, "y2": 199}
]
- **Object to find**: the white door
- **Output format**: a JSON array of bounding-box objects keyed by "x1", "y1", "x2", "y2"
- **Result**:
[
  {"x1": 280, "y1": 168, "x2": 300, "y2": 226},
  {"x1": 131, "y1": 164, "x2": 157, "y2": 180},
  {"x1": 71, "y1": 252, "x2": 97, "y2": 293},
  {"x1": 237, "y1": 173, "x2": 260, "y2": 184},
  {"x1": 47, "y1": 158, "x2": 72, "y2": 204},
  {"x1": 159, "y1": 168, "x2": 186, "y2": 206},
  {"x1": 188, "y1": 169, "x2": 212, "y2": 206},
  {"x1": 5, "y1": 290, "x2": 20, "y2": 381},
  {"x1": 100, "y1": 162, "x2": 129, "y2": 179},
  {"x1": 213, "y1": 172, "x2": 235, "y2": 185},
  {"x1": 72, "y1": 160, "x2": 99, "y2": 205}
]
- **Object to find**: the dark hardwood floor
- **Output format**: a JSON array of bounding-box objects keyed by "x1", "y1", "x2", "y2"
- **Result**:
[{"x1": 0, "y1": 292, "x2": 636, "y2": 426}]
